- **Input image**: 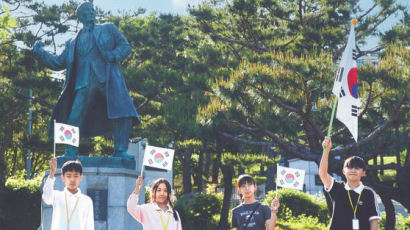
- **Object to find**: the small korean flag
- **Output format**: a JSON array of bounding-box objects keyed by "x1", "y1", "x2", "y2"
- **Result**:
[
  {"x1": 142, "y1": 145, "x2": 175, "y2": 171},
  {"x1": 54, "y1": 123, "x2": 79, "y2": 147},
  {"x1": 277, "y1": 165, "x2": 305, "y2": 191}
]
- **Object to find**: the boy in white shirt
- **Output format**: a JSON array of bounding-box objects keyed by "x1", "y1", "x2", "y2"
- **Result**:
[{"x1": 43, "y1": 158, "x2": 94, "y2": 230}]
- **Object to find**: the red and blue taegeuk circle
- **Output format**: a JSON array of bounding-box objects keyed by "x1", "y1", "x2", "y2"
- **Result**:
[
  {"x1": 64, "y1": 130, "x2": 73, "y2": 140},
  {"x1": 285, "y1": 173, "x2": 295, "y2": 184},
  {"x1": 154, "y1": 153, "x2": 165, "y2": 163},
  {"x1": 347, "y1": 67, "x2": 358, "y2": 98}
]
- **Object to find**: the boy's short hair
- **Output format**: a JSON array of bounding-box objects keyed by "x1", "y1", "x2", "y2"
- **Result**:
[
  {"x1": 344, "y1": 156, "x2": 366, "y2": 170},
  {"x1": 62, "y1": 160, "x2": 83, "y2": 175},
  {"x1": 236, "y1": 174, "x2": 256, "y2": 187}
]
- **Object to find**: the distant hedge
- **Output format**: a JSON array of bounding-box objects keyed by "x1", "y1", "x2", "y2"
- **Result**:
[
  {"x1": 175, "y1": 192, "x2": 222, "y2": 230},
  {"x1": 0, "y1": 176, "x2": 42, "y2": 230}
]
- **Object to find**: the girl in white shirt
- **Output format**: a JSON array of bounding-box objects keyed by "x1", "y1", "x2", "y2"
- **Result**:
[{"x1": 127, "y1": 176, "x2": 182, "y2": 230}]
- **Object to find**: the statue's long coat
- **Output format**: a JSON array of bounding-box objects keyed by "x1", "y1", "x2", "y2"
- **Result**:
[{"x1": 34, "y1": 23, "x2": 140, "y2": 138}]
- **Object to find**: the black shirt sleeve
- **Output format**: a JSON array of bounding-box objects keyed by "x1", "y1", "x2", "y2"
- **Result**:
[
  {"x1": 326, "y1": 178, "x2": 344, "y2": 198},
  {"x1": 366, "y1": 189, "x2": 381, "y2": 221},
  {"x1": 231, "y1": 209, "x2": 238, "y2": 228},
  {"x1": 263, "y1": 205, "x2": 272, "y2": 222}
]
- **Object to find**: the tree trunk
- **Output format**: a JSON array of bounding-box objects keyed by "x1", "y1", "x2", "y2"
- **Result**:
[
  {"x1": 259, "y1": 164, "x2": 265, "y2": 176},
  {"x1": 0, "y1": 115, "x2": 14, "y2": 190},
  {"x1": 217, "y1": 164, "x2": 234, "y2": 230},
  {"x1": 212, "y1": 138, "x2": 222, "y2": 184},
  {"x1": 380, "y1": 194, "x2": 396, "y2": 230},
  {"x1": 182, "y1": 150, "x2": 192, "y2": 194},
  {"x1": 204, "y1": 141, "x2": 212, "y2": 189},
  {"x1": 238, "y1": 166, "x2": 244, "y2": 175},
  {"x1": 265, "y1": 148, "x2": 276, "y2": 192},
  {"x1": 197, "y1": 146, "x2": 204, "y2": 192}
]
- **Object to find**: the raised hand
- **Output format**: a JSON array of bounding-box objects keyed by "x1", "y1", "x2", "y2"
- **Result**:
[
  {"x1": 134, "y1": 176, "x2": 144, "y2": 194},
  {"x1": 49, "y1": 157, "x2": 57, "y2": 178},
  {"x1": 322, "y1": 137, "x2": 332, "y2": 154},
  {"x1": 271, "y1": 196, "x2": 280, "y2": 214}
]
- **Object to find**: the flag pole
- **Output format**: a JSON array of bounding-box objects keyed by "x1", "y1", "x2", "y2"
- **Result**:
[
  {"x1": 140, "y1": 165, "x2": 144, "y2": 178},
  {"x1": 323, "y1": 96, "x2": 338, "y2": 155},
  {"x1": 53, "y1": 120, "x2": 56, "y2": 158},
  {"x1": 275, "y1": 164, "x2": 279, "y2": 198}
]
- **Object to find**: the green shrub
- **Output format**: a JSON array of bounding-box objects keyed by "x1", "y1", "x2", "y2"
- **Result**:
[
  {"x1": 175, "y1": 193, "x2": 222, "y2": 230},
  {"x1": 276, "y1": 214, "x2": 327, "y2": 230},
  {"x1": 263, "y1": 189, "x2": 329, "y2": 224},
  {"x1": 0, "y1": 176, "x2": 42, "y2": 230},
  {"x1": 379, "y1": 212, "x2": 410, "y2": 230}
]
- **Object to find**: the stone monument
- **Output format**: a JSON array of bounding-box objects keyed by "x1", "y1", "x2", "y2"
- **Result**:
[
  {"x1": 39, "y1": 138, "x2": 174, "y2": 230},
  {"x1": 34, "y1": 2, "x2": 173, "y2": 230}
]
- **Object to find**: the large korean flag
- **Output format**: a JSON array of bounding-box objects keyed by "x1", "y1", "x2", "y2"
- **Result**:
[
  {"x1": 142, "y1": 145, "x2": 175, "y2": 171},
  {"x1": 277, "y1": 166, "x2": 305, "y2": 190},
  {"x1": 332, "y1": 24, "x2": 359, "y2": 142},
  {"x1": 54, "y1": 123, "x2": 79, "y2": 147}
]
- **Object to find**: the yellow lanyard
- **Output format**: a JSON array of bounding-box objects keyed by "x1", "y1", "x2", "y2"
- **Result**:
[
  {"x1": 65, "y1": 192, "x2": 80, "y2": 230},
  {"x1": 158, "y1": 210, "x2": 171, "y2": 230},
  {"x1": 347, "y1": 189, "x2": 362, "y2": 218}
]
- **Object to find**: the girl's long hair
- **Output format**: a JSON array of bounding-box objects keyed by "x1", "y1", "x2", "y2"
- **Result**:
[{"x1": 151, "y1": 178, "x2": 179, "y2": 221}]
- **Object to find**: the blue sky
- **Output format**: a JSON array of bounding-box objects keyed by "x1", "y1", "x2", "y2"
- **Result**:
[{"x1": 48, "y1": 0, "x2": 204, "y2": 15}]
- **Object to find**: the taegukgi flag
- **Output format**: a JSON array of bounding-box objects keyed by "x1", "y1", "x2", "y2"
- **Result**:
[
  {"x1": 142, "y1": 145, "x2": 175, "y2": 171},
  {"x1": 332, "y1": 23, "x2": 359, "y2": 142},
  {"x1": 54, "y1": 122, "x2": 79, "y2": 147},
  {"x1": 277, "y1": 165, "x2": 305, "y2": 190}
]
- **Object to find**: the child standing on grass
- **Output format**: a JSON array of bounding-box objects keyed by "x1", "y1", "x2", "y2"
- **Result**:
[
  {"x1": 42, "y1": 158, "x2": 94, "y2": 230},
  {"x1": 231, "y1": 174, "x2": 280, "y2": 230},
  {"x1": 319, "y1": 137, "x2": 381, "y2": 230},
  {"x1": 127, "y1": 176, "x2": 182, "y2": 230}
]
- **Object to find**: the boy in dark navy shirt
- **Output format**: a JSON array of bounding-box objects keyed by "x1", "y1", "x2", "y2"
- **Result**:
[
  {"x1": 231, "y1": 174, "x2": 280, "y2": 230},
  {"x1": 319, "y1": 137, "x2": 381, "y2": 230}
]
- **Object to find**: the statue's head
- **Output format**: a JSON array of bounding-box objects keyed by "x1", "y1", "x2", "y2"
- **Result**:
[{"x1": 76, "y1": 2, "x2": 96, "y2": 24}]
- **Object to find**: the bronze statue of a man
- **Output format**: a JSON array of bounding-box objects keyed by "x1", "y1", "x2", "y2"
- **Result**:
[{"x1": 33, "y1": 2, "x2": 140, "y2": 159}]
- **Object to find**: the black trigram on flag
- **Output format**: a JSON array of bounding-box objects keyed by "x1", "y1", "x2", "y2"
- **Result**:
[
  {"x1": 353, "y1": 47, "x2": 359, "y2": 60},
  {"x1": 164, "y1": 151, "x2": 169, "y2": 157},
  {"x1": 148, "y1": 159, "x2": 153, "y2": 164},
  {"x1": 293, "y1": 181, "x2": 299, "y2": 188},
  {"x1": 336, "y1": 67, "x2": 344, "y2": 82},
  {"x1": 150, "y1": 149, "x2": 155, "y2": 155},
  {"x1": 339, "y1": 88, "x2": 346, "y2": 98},
  {"x1": 295, "y1": 171, "x2": 300, "y2": 177},
  {"x1": 162, "y1": 161, "x2": 168, "y2": 167},
  {"x1": 279, "y1": 179, "x2": 285, "y2": 185},
  {"x1": 351, "y1": 105, "x2": 359, "y2": 117},
  {"x1": 281, "y1": 170, "x2": 286, "y2": 175}
]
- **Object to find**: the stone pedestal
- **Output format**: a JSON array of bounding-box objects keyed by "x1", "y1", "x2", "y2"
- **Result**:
[{"x1": 39, "y1": 138, "x2": 173, "y2": 230}]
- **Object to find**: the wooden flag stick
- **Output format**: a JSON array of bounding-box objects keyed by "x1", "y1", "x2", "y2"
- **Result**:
[
  {"x1": 323, "y1": 97, "x2": 338, "y2": 155},
  {"x1": 140, "y1": 165, "x2": 144, "y2": 178},
  {"x1": 275, "y1": 164, "x2": 279, "y2": 198},
  {"x1": 53, "y1": 120, "x2": 56, "y2": 158}
]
